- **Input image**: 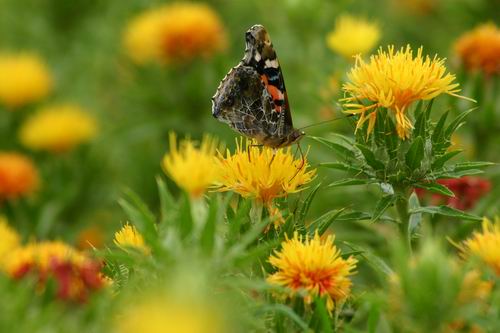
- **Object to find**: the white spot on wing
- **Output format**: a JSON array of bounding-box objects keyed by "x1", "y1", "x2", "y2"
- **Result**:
[{"x1": 264, "y1": 59, "x2": 279, "y2": 68}]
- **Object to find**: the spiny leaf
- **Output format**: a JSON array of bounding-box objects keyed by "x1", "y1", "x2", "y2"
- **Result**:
[
  {"x1": 355, "y1": 143, "x2": 385, "y2": 170},
  {"x1": 445, "y1": 108, "x2": 476, "y2": 139},
  {"x1": 310, "y1": 136, "x2": 356, "y2": 160},
  {"x1": 410, "y1": 205, "x2": 482, "y2": 221},
  {"x1": 414, "y1": 182, "x2": 455, "y2": 197},
  {"x1": 329, "y1": 178, "x2": 375, "y2": 187},
  {"x1": 371, "y1": 195, "x2": 397, "y2": 222},
  {"x1": 297, "y1": 183, "x2": 322, "y2": 224},
  {"x1": 431, "y1": 150, "x2": 462, "y2": 169},
  {"x1": 408, "y1": 192, "x2": 422, "y2": 236},
  {"x1": 405, "y1": 136, "x2": 424, "y2": 170}
]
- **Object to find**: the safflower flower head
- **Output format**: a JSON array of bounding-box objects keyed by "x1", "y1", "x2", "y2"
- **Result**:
[
  {"x1": 326, "y1": 15, "x2": 380, "y2": 59},
  {"x1": 3, "y1": 241, "x2": 107, "y2": 302},
  {"x1": 123, "y1": 3, "x2": 227, "y2": 65},
  {"x1": 342, "y1": 45, "x2": 471, "y2": 139},
  {"x1": 0, "y1": 152, "x2": 39, "y2": 200},
  {"x1": 115, "y1": 294, "x2": 227, "y2": 333},
  {"x1": 0, "y1": 52, "x2": 53, "y2": 108},
  {"x1": 114, "y1": 223, "x2": 150, "y2": 255},
  {"x1": 267, "y1": 231, "x2": 357, "y2": 313},
  {"x1": 454, "y1": 23, "x2": 500, "y2": 76},
  {"x1": 19, "y1": 103, "x2": 98, "y2": 153},
  {"x1": 162, "y1": 132, "x2": 220, "y2": 198},
  {"x1": 0, "y1": 216, "x2": 21, "y2": 263},
  {"x1": 458, "y1": 217, "x2": 500, "y2": 276},
  {"x1": 217, "y1": 139, "x2": 316, "y2": 205}
]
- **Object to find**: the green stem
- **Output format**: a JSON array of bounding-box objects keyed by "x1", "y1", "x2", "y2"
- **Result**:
[{"x1": 395, "y1": 189, "x2": 412, "y2": 253}]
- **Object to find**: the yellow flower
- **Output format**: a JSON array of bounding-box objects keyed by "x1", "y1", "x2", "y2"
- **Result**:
[
  {"x1": 19, "y1": 104, "x2": 97, "y2": 153},
  {"x1": 114, "y1": 223, "x2": 150, "y2": 254},
  {"x1": 0, "y1": 216, "x2": 21, "y2": 264},
  {"x1": 267, "y1": 232, "x2": 357, "y2": 313},
  {"x1": 123, "y1": 3, "x2": 227, "y2": 65},
  {"x1": 0, "y1": 53, "x2": 53, "y2": 108},
  {"x1": 0, "y1": 152, "x2": 39, "y2": 199},
  {"x1": 217, "y1": 140, "x2": 316, "y2": 204},
  {"x1": 115, "y1": 296, "x2": 226, "y2": 333},
  {"x1": 342, "y1": 45, "x2": 471, "y2": 139},
  {"x1": 162, "y1": 133, "x2": 220, "y2": 198},
  {"x1": 326, "y1": 15, "x2": 380, "y2": 59},
  {"x1": 458, "y1": 217, "x2": 500, "y2": 276},
  {"x1": 454, "y1": 23, "x2": 500, "y2": 76}
]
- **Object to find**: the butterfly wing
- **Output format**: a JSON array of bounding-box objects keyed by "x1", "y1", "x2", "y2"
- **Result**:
[{"x1": 212, "y1": 64, "x2": 280, "y2": 143}]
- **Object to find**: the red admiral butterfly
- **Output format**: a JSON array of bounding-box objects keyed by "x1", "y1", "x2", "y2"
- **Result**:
[{"x1": 212, "y1": 24, "x2": 304, "y2": 148}]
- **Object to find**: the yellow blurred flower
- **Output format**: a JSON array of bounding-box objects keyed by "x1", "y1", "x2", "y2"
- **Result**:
[
  {"x1": 217, "y1": 140, "x2": 315, "y2": 204},
  {"x1": 267, "y1": 231, "x2": 357, "y2": 313},
  {"x1": 0, "y1": 53, "x2": 53, "y2": 108},
  {"x1": 0, "y1": 216, "x2": 21, "y2": 264},
  {"x1": 326, "y1": 15, "x2": 380, "y2": 59},
  {"x1": 123, "y1": 3, "x2": 227, "y2": 65},
  {"x1": 115, "y1": 296, "x2": 226, "y2": 333},
  {"x1": 162, "y1": 133, "x2": 220, "y2": 198},
  {"x1": 0, "y1": 152, "x2": 39, "y2": 199},
  {"x1": 454, "y1": 23, "x2": 500, "y2": 76},
  {"x1": 342, "y1": 45, "x2": 471, "y2": 139},
  {"x1": 114, "y1": 223, "x2": 150, "y2": 254},
  {"x1": 19, "y1": 104, "x2": 97, "y2": 153},
  {"x1": 458, "y1": 217, "x2": 500, "y2": 276}
]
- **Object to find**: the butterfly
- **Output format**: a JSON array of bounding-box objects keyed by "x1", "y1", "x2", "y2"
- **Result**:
[{"x1": 211, "y1": 24, "x2": 304, "y2": 148}]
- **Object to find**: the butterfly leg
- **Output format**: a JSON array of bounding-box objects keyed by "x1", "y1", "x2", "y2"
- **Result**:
[
  {"x1": 289, "y1": 143, "x2": 305, "y2": 182},
  {"x1": 268, "y1": 148, "x2": 277, "y2": 168}
]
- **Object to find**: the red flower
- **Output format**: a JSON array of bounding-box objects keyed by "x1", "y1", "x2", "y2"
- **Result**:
[{"x1": 416, "y1": 176, "x2": 491, "y2": 210}]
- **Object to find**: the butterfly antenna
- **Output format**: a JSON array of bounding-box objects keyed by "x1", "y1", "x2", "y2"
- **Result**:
[{"x1": 298, "y1": 114, "x2": 355, "y2": 131}]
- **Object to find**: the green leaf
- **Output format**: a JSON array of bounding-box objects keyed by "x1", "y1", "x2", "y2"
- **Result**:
[
  {"x1": 431, "y1": 110, "x2": 448, "y2": 143},
  {"x1": 355, "y1": 144, "x2": 385, "y2": 170},
  {"x1": 297, "y1": 183, "x2": 321, "y2": 223},
  {"x1": 431, "y1": 150, "x2": 462, "y2": 169},
  {"x1": 384, "y1": 116, "x2": 398, "y2": 159},
  {"x1": 329, "y1": 178, "x2": 375, "y2": 187},
  {"x1": 156, "y1": 176, "x2": 176, "y2": 225},
  {"x1": 410, "y1": 206, "x2": 482, "y2": 221},
  {"x1": 445, "y1": 108, "x2": 476, "y2": 139},
  {"x1": 343, "y1": 242, "x2": 393, "y2": 275},
  {"x1": 453, "y1": 161, "x2": 494, "y2": 171},
  {"x1": 318, "y1": 162, "x2": 364, "y2": 173},
  {"x1": 310, "y1": 136, "x2": 356, "y2": 160},
  {"x1": 371, "y1": 195, "x2": 397, "y2": 222},
  {"x1": 413, "y1": 102, "x2": 426, "y2": 138},
  {"x1": 405, "y1": 136, "x2": 424, "y2": 170},
  {"x1": 257, "y1": 305, "x2": 310, "y2": 332},
  {"x1": 308, "y1": 208, "x2": 346, "y2": 236},
  {"x1": 414, "y1": 182, "x2": 455, "y2": 197},
  {"x1": 336, "y1": 211, "x2": 372, "y2": 222},
  {"x1": 408, "y1": 192, "x2": 422, "y2": 236},
  {"x1": 312, "y1": 297, "x2": 334, "y2": 333},
  {"x1": 434, "y1": 169, "x2": 485, "y2": 178}
]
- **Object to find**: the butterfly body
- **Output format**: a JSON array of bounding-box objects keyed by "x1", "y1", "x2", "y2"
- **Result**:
[{"x1": 212, "y1": 25, "x2": 304, "y2": 148}]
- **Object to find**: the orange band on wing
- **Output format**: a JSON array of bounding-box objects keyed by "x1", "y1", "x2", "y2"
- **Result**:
[{"x1": 260, "y1": 75, "x2": 284, "y2": 113}]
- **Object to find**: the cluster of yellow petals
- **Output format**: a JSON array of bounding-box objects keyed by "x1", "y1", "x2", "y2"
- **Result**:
[
  {"x1": 459, "y1": 217, "x2": 500, "y2": 276},
  {"x1": 115, "y1": 296, "x2": 226, "y2": 333},
  {"x1": 267, "y1": 232, "x2": 357, "y2": 313},
  {"x1": 342, "y1": 45, "x2": 468, "y2": 139},
  {"x1": 0, "y1": 152, "x2": 39, "y2": 199},
  {"x1": 3, "y1": 240, "x2": 88, "y2": 276},
  {"x1": 19, "y1": 104, "x2": 98, "y2": 153},
  {"x1": 114, "y1": 223, "x2": 150, "y2": 255},
  {"x1": 454, "y1": 23, "x2": 500, "y2": 76},
  {"x1": 326, "y1": 15, "x2": 380, "y2": 59},
  {"x1": 0, "y1": 53, "x2": 53, "y2": 108},
  {"x1": 123, "y1": 3, "x2": 227, "y2": 65},
  {"x1": 217, "y1": 141, "x2": 316, "y2": 204},
  {"x1": 162, "y1": 133, "x2": 220, "y2": 198}
]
